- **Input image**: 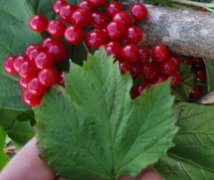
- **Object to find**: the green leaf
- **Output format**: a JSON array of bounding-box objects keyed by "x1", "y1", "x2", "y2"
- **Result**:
[
  {"x1": 174, "y1": 64, "x2": 196, "y2": 101},
  {"x1": 0, "y1": 127, "x2": 9, "y2": 170},
  {"x1": 35, "y1": 49, "x2": 177, "y2": 180},
  {"x1": 0, "y1": 108, "x2": 35, "y2": 146},
  {"x1": 0, "y1": 151, "x2": 9, "y2": 170},
  {"x1": 0, "y1": 126, "x2": 6, "y2": 149},
  {"x1": 204, "y1": 59, "x2": 214, "y2": 91},
  {"x1": 155, "y1": 102, "x2": 214, "y2": 179},
  {"x1": 7, "y1": 121, "x2": 34, "y2": 146},
  {"x1": 0, "y1": 0, "x2": 42, "y2": 110}
]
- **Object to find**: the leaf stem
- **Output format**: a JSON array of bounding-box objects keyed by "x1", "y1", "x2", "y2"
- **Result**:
[
  {"x1": 82, "y1": 41, "x2": 91, "y2": 53},
  {"x1": 169, "y1": 0, "x2": 214, "y2": 9}
]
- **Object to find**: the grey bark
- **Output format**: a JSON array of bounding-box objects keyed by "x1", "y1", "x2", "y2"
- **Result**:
[{"x1": 122, "y1": 2, "x2": 214, "y2": 59}]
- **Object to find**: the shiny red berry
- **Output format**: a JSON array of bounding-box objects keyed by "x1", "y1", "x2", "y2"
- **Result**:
[
  {"x1": 38, "y1": 67, "x2": 60, "y2": 87},
  {"x1": 71, "y1": 8, "x2": 91, "y2": 27},
  {"x1": 35, "y1": 52, "x2": 54, "y2": 69},
  {"x1": 124, "y1": 26, "x2": 143, "y2": 44},
  {"x1": 91, "y1": 12, "x2": 109, "y2": 29},
  {"x1": 42, "y1": 37, "x2": 68, "y2": 61},
  {"x1": 121, "y1": 45, "x2": 139, "y2": 62},
  {"x1": 171, "y1": 71, "x2": 181, "y2": 86},
  {"x1": 106, "y1": 21, "x2": 125, "y2": 40},
  {"x1": 141, "y1": 62, "x2": 159, "y2": 80},
  {"x1": 113, "y1": 11, "x2": 131, "y2": 27},
  {"x1": 170, "y1": 55, "x2": 181, "y2": 68},
  {"x1": 53, "y1": 0, "x2": 68, "y2": 14},
  {"x1": 27, "y1": 77, "x2": 47, "y2": 96},
  {"x1": 78, "y1": 0, "x2": 94, "y2": 11},
  {"x1": 25, "y1": 44, "x2": 43, "y2": 62},
  {"x1": 138, "y1": 46, "x2": 150, "y2": 64},
  {"x1": 48, "y1": 20, "x2": 66, "y2": 37},
  {"x1": 28, "y1": 15, "x2": 48, "y2": 32},
  {"x1": 106, "y1": 2, "x2": 123, "y2": 18},
  {"x1": 192, "y1": 58, "x2": 204, "y2": 68},
  {"x1": 130, "y1": 82, "x2": 150, "y2": 99},
  {"x1": 195, "y1": 69, "x2": 206, "y2": 83},
  {"x1": 151, "y1": 44, "x2": 170, "y2": 63},
  {"x1": 87, "y1": 29, "x2": 108, "y2": 48},
  {"x1": 22, "y1": 90, "x2": 42, "y2": 107},
  {"x1": 3, "y1": 56, "x2": 17, "y2": 74},
  {"x1": 64, "y1": 25, "x2": 85, "y2": 45},
  {"x1": 161, "y1": 60, "x2": 177, "y2": 76},
  {"x1": 59, "y1": 4, "x2": 77, "y2": 22},
  {"x1": 152, "y1": 74, "x2": 168, "y2": 84},
  {"x1": 19, "y1": 76, "x2": 33, "y2": 90},
  {"x1": 130, "y1": 3, "x2": 148, "y2": 21},
  {"x1": 13, "y1": 55, "x2": 27, "y2": 73},
  {"x1": 88, "y1": 0, "x2": 105, "y2": 7},
  {"x1": 19, "y1": 61, "x2": 38, "y2": 78},
  {"x1": 119, "y1": 62, "x2": 132, "y2": 74},
  {"x1": 191, "y1": 86, "x2": 202, "y2": 96},
  {"x1": 105, "y1": 41, "x2": 122, "y2": 60}
]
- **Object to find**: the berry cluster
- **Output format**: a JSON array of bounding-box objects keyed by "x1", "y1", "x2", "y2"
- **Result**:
[
  {"x1": 28, "y1": 0, "x2": 181, "y2": 99},
  {"x1": 182, "y1": 57, "x2": 206, "y2": 99},
  {"x1": 129, "y1": 44, "x2": 181, "y2": 98},
  {"x1": 3, "y1": 0, "x2": 183, "y2": 107},
  {"x1": 3, "y1": 37, "x2": 67, "y2": 106}
]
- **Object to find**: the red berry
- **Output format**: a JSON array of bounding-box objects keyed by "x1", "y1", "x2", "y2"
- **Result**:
[
  {"x1": 3, "y1": 56, "x2": 17, "y2": 74},
  {"x1": 78, "y1": 0, "x2": 94, "y2": 12},
  {"x1": 119, "y1": 62, "x2": 132, "y2": 74},
  {"x1": 152, "y1": 74, "x2": 168, "y2": 84},
  {"x1": 105, "y1": 41, "x2": 122, "y2": 60},
  {"x1": 170, "y1": 55, "x2": 181, "y2": 69},
  {"x1": 171, "y1": 71, "x2": 181, "y2": 86},
  {"x1": 138, "y1": 46, "x2": 150, "y2": 64},
  {"x1": 195, "y1": 69, "x2": 206, "y2": 83},
  {"x1": 106, "y1": 2, "x2": 123, "y2": 18},
  {"x1": 57, "y1": 73, "x2": 65, "y2": 86},
  {"x1": 124, "y1": 26, "x2": 143, "y2": 44},
  {"x1": 42, "y1": 37, "x2": 68, "y2": 61},
  {"x1": 182, "y1": 57, "x2": 194, "y2": 65},
  {"x1": 161, "y1": 60, "x2": 177, "y2": 76},
  {"x1": 86, "y1": 29, "x2": 108, "y2": 48},
  {"x1": 22, "y1": 90, "x2": 42, "y2": 107},
  {"x1": 64, "y1": 26, "x2": 85, "y2": 45},
  {"x1": 71, "y1": 8, "x2": 91, "y2": 27},
  {"x1": 59, "y1": 4, "x2": 77, "y2": 22},
  {"x1": 53, "y1": 0, "x2": 68, "y2": 14},
  {"x1": 19, "y1": 61, "x2": 38, "y2": 79},
  {"x1": 13, "y1": 55, "x2": 27, "y2": 73},
  {"x1": 35, "y1": 52, "x2": 54, "y2": 69},
  {"x1": 27, "y1": 77, "x2": 47, "y2": 95},
  {"x1": 106, "y1": 21, "x2": 125, "y2": 40},
  {"x1": 130, "y1": 63, "x2": 140, "y2": 78},
  {"x1": 113, "y1": 11, "x2": 131, "y2": 27},
  {"x1": 192, "y1": 58, "x2": 204, "y2": 68},
  {"x1": 141, "y1": 62, "x2": 160, "y2": 80},
  {"x1": 88, "y1": 0, "x2": 105, "y2": 7},
  {"x1": 25, "y1": 44, "x2": 43, "y2": 62},
  {"x1": 48, "y1": 20, "x2": 66, "y2": 37},
  {"x1": 130, "y1": 3, "x2": 148, "y2": 21},
  {"x1": 151, "y1": 44, "x2": 170, "y2": 63},
  {"x1": 91, "y1": 12, "x2": 109, "y2": 29},
  {"x1": 19, "y1": 76, "x2": 33, "y2": 90},
  {"x1": 28, "y1": 14, "x2": 48, "y2": 32},
  {"x1": 130, "y1": 82, "x2": 150, "y2": 99},
  {"x1": 121, "y1": 45, "x2": 139, "y2": 62},
  {"x1": 38, "y1": 67, "x2": 60, "y2": 87},
  {"x1": 191, "y1": 86, "x2": 202, "y2": 96}
]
